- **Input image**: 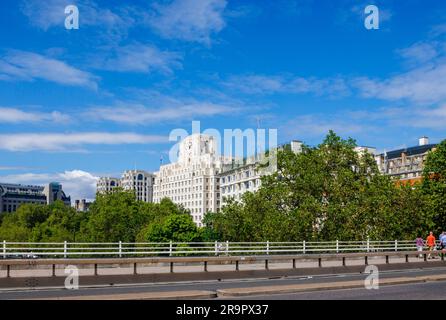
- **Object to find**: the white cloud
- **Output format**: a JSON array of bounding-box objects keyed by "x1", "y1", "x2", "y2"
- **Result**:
[
  {"x1": 20, "y1": 0, "x2": 133, "y2": 37},
  {"x1": 339, "y1": 2, "x2": 392, "y2": 27},
  {"x1": 372, "y1": 104, "x2": 446, "y2": 129},
  {"x1": 0, "y1": 132, "x2": 167, "y2": 152},
  {"x1": 0, "y1": 166, "x2": 34, "y2": 171},
  {"x1": 282, "y1": 113, "x2": 373, "y2": 139},
  {"x1": 223, "y1": 74, "x2": 350, "y2": 97},
  {"x1": 99, "y1": 44, "x2": 182, "y2": 74},
  {"x1": 281, "y1": 103, "x2": 446, "y2": 143},
  {"x1": 352, "y1": 61, "x2": 446, "y2": 104},
  {"x1": 397, "y1": 42, "x2": 439, "y2": 65},
  {"x1": 0, "y1": 170, "x2": 99, "y2": 201},
  {"x1": 148, "y1": 0, "x2": 228, "y2": 44},
  {"x1": 0, "y1": 107, "x2": 70, "y2": 124},
  {"x1": 86, "y1": 101, "x2": 236, "y2": 125},
  {"x1": 0, "y1": 50, "x2": 98, "y2": 89}
]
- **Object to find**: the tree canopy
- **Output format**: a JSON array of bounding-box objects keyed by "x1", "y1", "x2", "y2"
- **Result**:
[
  {"x1": 1, "y1": 132, "x2": 445, "y2": 243},
  {"x1": 205, "y1": 131, "x2": 435, "y2": 241}
]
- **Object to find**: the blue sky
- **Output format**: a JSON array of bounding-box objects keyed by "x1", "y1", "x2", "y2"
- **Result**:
[{"x1": 0, "y1": 0, "x2": 445, "y2": 200}]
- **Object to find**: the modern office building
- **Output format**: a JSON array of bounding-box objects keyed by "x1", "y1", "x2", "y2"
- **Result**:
[
  {"x1": 0, "y1": 182, "x2": 71, "y2": 214},
  {"x1": 97, "y1": 170, "x2": 155, "y2": 203},
  {"x1": 375, "y1": 137, "x2": 437, "y2": 185},
  {"x1": 153, "y1": 134, "x2": 225, "y2": 227}
]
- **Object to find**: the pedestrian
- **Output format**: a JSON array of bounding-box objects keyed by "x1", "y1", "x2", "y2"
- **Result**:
[
  {"x1": 415, "y1": 236, "x2": 424, "y2": 258},
  {"x1": 440, "y1": 232, "x2": 446, "y2": 258},
  {"x1": 440, "y1": 232, "x2": 446, "y2": 249},
  {"x1": 426, "y1": 231, "x2": 436, "y2": 259}
]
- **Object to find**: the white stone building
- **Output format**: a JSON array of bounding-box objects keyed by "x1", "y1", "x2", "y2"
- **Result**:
[
  {"x1": 97, "y1": 177, "x2": 121, "y2": 194},
  {"x1": 97, "y1": 170, "x2": 155, "y2": 203},
  {"x1": 121, "y1": 170, "x2": 155, "y2": 203},
  {"x1": 153, "y1": 134, "x2": 225, "y2": 227},
  {"x1": 219, "y1": 140, "x2": 303, "y2": 206}
]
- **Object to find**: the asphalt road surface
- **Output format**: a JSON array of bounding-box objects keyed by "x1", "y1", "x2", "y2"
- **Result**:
[
  {"x1": 1, "y1": 266, "x2": 446, "y2": 300},
  {"x1": 234, "y1": 281, "x2": 446, "y2": 300}
]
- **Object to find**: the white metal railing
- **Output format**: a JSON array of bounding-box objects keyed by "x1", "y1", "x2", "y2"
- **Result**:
[{"x1": 0, "y1": 239, "x2": 435, "y2": 258}]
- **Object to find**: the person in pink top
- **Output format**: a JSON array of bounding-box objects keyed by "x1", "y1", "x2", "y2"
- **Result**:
[{"x1": 415, "y1": 236, "x2": 424, "y2": 258}]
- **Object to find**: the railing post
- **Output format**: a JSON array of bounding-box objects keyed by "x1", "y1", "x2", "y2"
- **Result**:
[
  {"x1": 394, "y1": 240, "x2": 398, "y2": 252},
  {"x1": 366, "y1": 238, "x2": 370, "y2": 253},
  {"x1": 169, "y1": 241, "x2": 173, "y2": 257},
  {"x1": 63, "y1": 241, "x2": 67, "y2": 258},
  {"x1": 2, "y1": 240, "x2": 6, "y2": 259},
  {"x1": 266, "y1": 241, "x2": 270, "y2": 255},
  {"x1": 226, "y1": 241, "x2": 229, "y2": 256},
  {"x1": 303, "y1": 240, "x2": 306, "y2": 254},
  {"x1": 214, "y1": 241, "x2": 218, "y2": 256},
  {"x1": 119, "y1": 241, "x2": 122, "y2": 258},
  {"x1": 336, "y1": 240, "x2": 339, "y2": 254}
]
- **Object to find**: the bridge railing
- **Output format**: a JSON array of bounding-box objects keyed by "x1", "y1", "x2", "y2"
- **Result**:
[{"x1": 0, "y1": 239, "x2": 433, "y2": 258}]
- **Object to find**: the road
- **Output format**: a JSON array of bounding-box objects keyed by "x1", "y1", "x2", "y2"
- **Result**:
[
  {"x1": 236, "y1": 281, "x2": 446, "y2": 300},
  {"x1": 1, "y1": 266, "x2": 446, "y2": 300}
]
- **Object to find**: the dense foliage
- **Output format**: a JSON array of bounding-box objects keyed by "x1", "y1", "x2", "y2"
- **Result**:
[
  {"x1": 204, "y1": 131, "x2": 440, "y2": 242},
  {"x1": 0, "y1": 190, "x2": 200, "y2": 242},
  {"x1": 0, "y1": 132, "x2": 445, "y2": 243}
]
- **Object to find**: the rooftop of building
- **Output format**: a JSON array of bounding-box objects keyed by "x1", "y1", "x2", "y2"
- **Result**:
[{"x1": 382, "y1": 143, "x2": 437, "y2": 160}]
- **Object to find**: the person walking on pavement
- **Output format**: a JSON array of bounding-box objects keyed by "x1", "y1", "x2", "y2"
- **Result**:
[
  {"x1": 416, "y1": 236, "x2": 424, "y2": 258},
  {"x1": 439, "y1": 232, "x2": 446, "y2": 258},
  {"x1": 426, "y1": 231, "x2": 436, "y2": 259}
]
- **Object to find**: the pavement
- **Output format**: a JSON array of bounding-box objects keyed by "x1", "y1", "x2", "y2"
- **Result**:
[{"x1": 0, "y1": 256, "x2": 428, "y2": 278}]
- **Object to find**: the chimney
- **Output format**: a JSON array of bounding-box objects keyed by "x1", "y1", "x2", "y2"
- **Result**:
[{"x1": 419, "y1": 136, "x2": 429, "y2": 146}]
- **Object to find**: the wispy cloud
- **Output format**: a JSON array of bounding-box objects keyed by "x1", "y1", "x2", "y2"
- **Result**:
[
  {"x1": 281, "y1": 103, "x2": 446, "y2": 143},
  {"x1": 0, "y1": 50, "x2": 98, "y2": 89},
  {"x1": 147, "y1": 0, "x2": 228, "y2": 44},
  {"x1": 20, "y1": 0, "x2": 134, "y2": 43},
  {"x1": 397, "y1": 41, "x2": 439, "y2": 65},
  {"x1": 0, "y1": 132, "x2": 167, "y2": 152},
  {"x1": 0, "y1": 166, "x2": 36, "y2": 171},
  {"x1": 0, "y1": 107, "x2": 70, "y2": 124},
  {"x1": 0, "y1": 170, "x2": 99, "y2": 201},
  {"x1": 98, "y1": 44, "x2": 182, "y2": 74},
  {"x1": 336, "y1": 1, "x2": 393, "y2": 28},
  {"x1": 86, "y1": 101, "x2": 236, "y2": 125},
  {"x1": 222, "y1": 74, "x2": 350, "y2": 97},
  {"x1": 282, "y1": 113, "x2": 374, "y2": 140},
  {"x1": 352, "y1": 61, "x2": 446, "y2": 104}
]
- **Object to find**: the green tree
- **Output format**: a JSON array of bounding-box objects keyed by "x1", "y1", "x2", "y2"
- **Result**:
[
  {"x1": 139, "y1": 214, "x2": 201, "y2": 242},
  {"x1": 422, "y1": 139, "x2": 446, "y2": 234},
  {"x1": 30, "y1": 201, "x2": 84, "y2": 242},
  {"x1": 81, "y1": 189, "x2": 144, "y2": 242},
  {"x1": 207, "y1": 131, "x2": 431, "y2": 242}
]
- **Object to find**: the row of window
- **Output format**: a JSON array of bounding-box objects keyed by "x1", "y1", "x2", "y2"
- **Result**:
[
  {"x1": 221, "y1": 170, "x2": 256, "y2": 184},
  {"x1": 221, "y1": 180, "x2": 260, "y2": 193}
]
